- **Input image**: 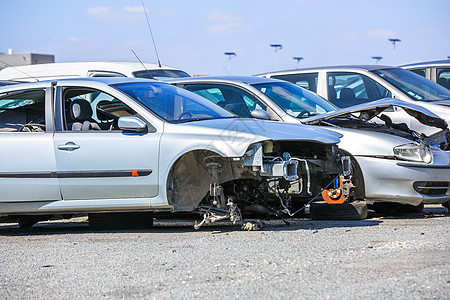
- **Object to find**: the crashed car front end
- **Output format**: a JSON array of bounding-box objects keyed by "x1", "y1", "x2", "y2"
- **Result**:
[
  {"x1": 354, "y1": 145, "x2": 450, "y2": 206},
  {"x1": 162, "y1": 120, "x2": 350, "y2": 228},
  {"x1": 302, "y1": 99, "x2": 450, "y2": 206}
]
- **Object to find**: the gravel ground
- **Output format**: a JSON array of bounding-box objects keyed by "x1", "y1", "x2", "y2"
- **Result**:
[{"x1": 0, "y1": 206, "x2": 448, "y2": 300}]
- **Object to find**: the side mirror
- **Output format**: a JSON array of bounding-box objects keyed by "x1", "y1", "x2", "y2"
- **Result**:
[
  {"x1": 251, "y1": 109, "x2": 271, "y2": 120},
  {"x1": 118, "y1": 116, "x2": 147, "y2": 132}
]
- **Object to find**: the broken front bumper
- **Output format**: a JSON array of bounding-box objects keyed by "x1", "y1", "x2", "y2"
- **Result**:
[{"x1": 355, "y1": 155, "x2": 450, "y2": 206}]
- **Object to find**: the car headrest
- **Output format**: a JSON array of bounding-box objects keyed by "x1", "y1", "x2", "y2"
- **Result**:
[{"x1": 70, "y1": 99, "x2": 93, "y2": 121}]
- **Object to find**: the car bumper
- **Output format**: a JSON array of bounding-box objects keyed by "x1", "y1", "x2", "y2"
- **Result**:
[{"x1": 356, "y1": 156, "x2": 450, "y2": 206}]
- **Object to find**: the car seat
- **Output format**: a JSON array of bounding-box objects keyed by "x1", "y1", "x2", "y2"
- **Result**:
[
  {"x1": 339, "y1": 88, "x2": 356, "y2": 107},
  {"x1": 69, "y1": 99, "x2": 101, "y2": 131}
]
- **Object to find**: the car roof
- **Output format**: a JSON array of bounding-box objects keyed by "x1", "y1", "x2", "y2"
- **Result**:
[
  {"x1": 166, "y1": 75, "x2": 282, "y2": 85},
  {"x1": 2, "y1": 61, "x2": 183, "y2": 72},
  {"x1": 400, "y1": 60, "x2": 450, "y2": 68},
  {"x1": 0, "y1": 61, "x2": 188, "y2": 81},
  {"x1": 255, "y1": 65, "x2": 395, "y2": 76},
  {"x1": 0, "y1": 77, "x2": 162, "y2": 93}
]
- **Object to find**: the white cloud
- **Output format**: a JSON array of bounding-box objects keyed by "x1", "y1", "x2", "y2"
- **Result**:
[
  {"x1": 367, "y1": 29, "x2": 398, "y2": 39},
  {"x1": 86, "y1": 6, "x2": 145, "y2": 21},
  {"x1": 205, "y1": 10, "x2": 247, "y2": 34},
  {"x1": 124, "y1": 6, "x2": 145, "y2": 14}
]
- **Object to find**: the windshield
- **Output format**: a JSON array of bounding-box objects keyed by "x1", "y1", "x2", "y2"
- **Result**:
[
  {"x1": 113, "y1": 82, "x2": 233, "y2": 123},
  {"x1": 373, "y1": 68, "x2": 450, "y2": 101},
  {"x1": 133, "y1": 70, "x2": 190, "y2": 80},
  {"x1": 252, "y1": 82, "x2": 337, "y2": 118}
]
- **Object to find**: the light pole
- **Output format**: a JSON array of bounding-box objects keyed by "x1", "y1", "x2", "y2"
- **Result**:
[
  {"x1": 224, "y1": 52, "x2": 236, "y2": 60},
  {"x1": 388, "y1": 38, "x2": 401, "y2": 65},
  {"x1": 372, "y1": 56, "x2": 382, "y2": 64},
  {"x1": 224, "y1": 52, "x2": 236, "y2": 74},
  {"x1": 270, "y1": 44, "x2": 282, "y2": 70},
  {"x1": 293, "y1": 57, "x2": 304, "y2": 68}
]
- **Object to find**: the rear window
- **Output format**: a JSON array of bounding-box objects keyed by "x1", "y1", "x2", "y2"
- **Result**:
[
  {"x1": 270, "y1": 73, "x2": 318, "y2": 92},
  {"x1": 133, "y1": 70, "x2": 190, "y2": 80}
]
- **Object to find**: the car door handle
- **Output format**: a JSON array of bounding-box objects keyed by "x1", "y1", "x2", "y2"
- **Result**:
[{"x1": 57, "y1": 142, "x2": 80, "y2": 151}]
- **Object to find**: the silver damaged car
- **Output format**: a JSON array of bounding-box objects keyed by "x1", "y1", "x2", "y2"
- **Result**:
[
  {"x1": 0, "y1": 77, "x2": 347, "y2": 228},
  {"x1": 168, "y1": 76, "x2": 450, "y2": 212}
]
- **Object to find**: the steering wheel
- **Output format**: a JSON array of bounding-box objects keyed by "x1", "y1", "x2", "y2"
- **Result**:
[
  {"x1": 18, "y1": 123, "x2": 46, "y2": 132},
  {"x1": 176, "y1": 111, "x2": 193, "y2": 120}
]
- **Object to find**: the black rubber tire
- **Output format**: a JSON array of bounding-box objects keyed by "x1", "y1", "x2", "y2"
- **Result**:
[
  {"x1": 17, "y1": 215, "x2": 52, "y2": 228},
  {"x1": 89, "y1": 212, "x2": 154, "y2": 230},
  {"x1": 17, "y1": 216, "x2": 41, "y2": 228},
  {"x1": 310, "y1": 201, "x2": 368, "y2": 220},
  {"x1": 402, "y1": 202, "x2": 424, "y2": 213},
  {"x1": 442, "y1": 201, "x2": 450, "y2": 211},
  {"x1": 369, "y1": 202, "x2": 424, "y2": 215}
]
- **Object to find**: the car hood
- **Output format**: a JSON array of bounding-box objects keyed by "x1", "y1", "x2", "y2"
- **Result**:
[
  {"x1": 431, "y1": 99, "x2": 450, "y2": 107},
  {"x1": 163, "y1": 118, "x2": 341, "y2": 157},
  {"x1": 301, "y1": 98, "x2": 448, "y2": 130},
  {"x1": 326, "y1": 127, "x2": 414, "y2": 156}
]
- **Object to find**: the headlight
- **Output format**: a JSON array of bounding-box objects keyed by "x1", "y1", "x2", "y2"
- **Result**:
[{"x1": 393, "y1": 143, "x2": 433, "y2": 163}]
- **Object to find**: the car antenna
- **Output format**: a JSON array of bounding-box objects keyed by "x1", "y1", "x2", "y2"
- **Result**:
[
  {"x1": 131, "y1": 49, "x2": 154, "y2": 79},
  {"x1": 142, "y1": 1, "x2": 161, "y2": 67},
  {"x1": 0, "y1": 59, "x2": 40, "y2": 82}
]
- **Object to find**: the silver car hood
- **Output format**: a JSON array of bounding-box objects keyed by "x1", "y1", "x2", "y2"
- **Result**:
[
  {"x1": 301, "y1": 98, "x2": 448, "y2": 130},
  {"x1": 432, "y1": 99, "x2": 450, "y2": 107},
  {"x1": 163, "y1": 118, "x2": 341, "y2": 157},
  {"x1": 176, "y1": 118, "x2": 341, "y2": 142}
]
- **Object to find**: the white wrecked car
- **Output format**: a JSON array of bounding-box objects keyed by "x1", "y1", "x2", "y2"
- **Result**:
[
  {"x1": 168, "y1": 76, "x2": 450, "y2": 213},
  {"x1": 0, "y1": 77, "x2": 346, "y2": 228}
]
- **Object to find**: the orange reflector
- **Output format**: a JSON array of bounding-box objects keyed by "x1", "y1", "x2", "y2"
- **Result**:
[
  {"x1": 132, "y1": 170, "x2": 138, "y2": 177},
  {"x1": 321, "y1": 176, "x2": 344, "y2": 204}
]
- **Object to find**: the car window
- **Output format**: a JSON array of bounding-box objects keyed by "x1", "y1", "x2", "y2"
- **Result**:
[
  {"x1": 373, "y1": 68, "x2": 450, "y2": 101},
  {"x1": 114, "y1": 82, "x2": 232, "y2": 123},
  {"x1": 133, "y1": 70, "x2": 190, "y2": 80},
  {"x1": 62, "y1": 88, "x2": 137, "y2": 131},
  {"x1": 270, "y1": 73, "x2": 318, "y2": 92},
  {"x1": 252, "y1": 82, "x2": 336, "y2": 118},
  {"x1": 327, "y1": 72, "x2": 391, "y2": 108},
  {"x1": 409, "y1": 68, "x2": 426, "y2": 77},
  {"x1": 183, "y1": 84, "x2": 266, "y2": 118},
  {"x1": 436, "y1": 68, "x2": 450, "y2": 90},
  {"x1": 0, "y1": 89, "x2": 46, "y2": 132}
]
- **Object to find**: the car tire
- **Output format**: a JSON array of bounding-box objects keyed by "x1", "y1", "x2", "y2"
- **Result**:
[
  {"x1": 89, "y1": 212, "x2": 154, "y2": 230},
  {"x1": 442, "y1": 201, "x2": 450, "y2": 211},
  {"x1": 17, "y1": 216, "x2": 41, "y2": 228},
  {"x1": 402, "y1": 202, "x2": 424, "y2": 213},
  {"x1": 369, "y1": 202, "x2": 424, "y2": 215},
  {"x1": 310, "y1": 201, "x2": 368, "y2": 220},
  {"x1": 17, "y1": 215, "x2": 51, "y2": 228}
]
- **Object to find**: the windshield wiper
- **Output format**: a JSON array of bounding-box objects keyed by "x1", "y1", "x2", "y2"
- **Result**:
[{"x1": 174, "y1": 116, "x2": 237, "y2": 124}]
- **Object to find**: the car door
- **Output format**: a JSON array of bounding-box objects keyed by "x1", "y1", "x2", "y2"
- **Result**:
[
  {"x1": 0, "y1": 84, "x2": 61, "y2": 203},
  {"x1": 52, "y1": 84, "x2": 160, "y2": 201}
]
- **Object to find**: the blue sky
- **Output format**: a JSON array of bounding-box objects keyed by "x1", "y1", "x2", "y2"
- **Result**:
[{"x1": 1, "y1": 0, "x2": 449, "y2": 76}]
